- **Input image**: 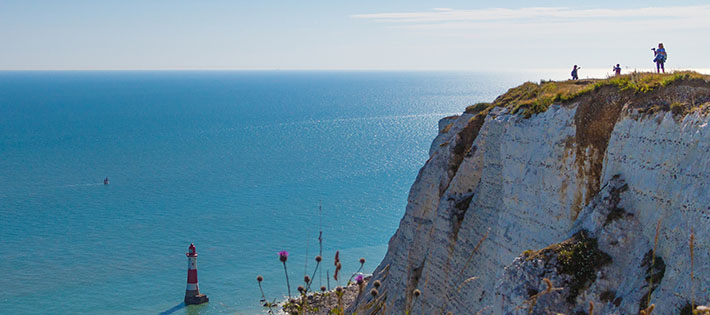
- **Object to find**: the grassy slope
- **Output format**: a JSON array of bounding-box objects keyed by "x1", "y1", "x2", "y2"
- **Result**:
[{"x1": 466, "y1": 71, "x2": 710, "y2": 118}]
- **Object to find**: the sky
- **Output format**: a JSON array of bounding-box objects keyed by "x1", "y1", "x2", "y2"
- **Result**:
[{"x1": 2, "y1": 0, "x2": 710, "y2": 71}]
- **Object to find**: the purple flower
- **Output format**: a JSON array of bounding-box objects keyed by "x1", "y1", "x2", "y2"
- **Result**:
[
  {"x1": 355, "y1": 274, "x2": 364, "y2": 284},
  {"x1": 278, "y1": 251, "x2": 289, "y2": 263}
]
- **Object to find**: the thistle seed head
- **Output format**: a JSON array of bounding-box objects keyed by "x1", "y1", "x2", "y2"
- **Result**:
[
  {"x1": 355, "y1": 274, "x2": 364, "y2": 285},
  {"x1": 278, "y1": 251, "x2": 289, "y2": 263}
]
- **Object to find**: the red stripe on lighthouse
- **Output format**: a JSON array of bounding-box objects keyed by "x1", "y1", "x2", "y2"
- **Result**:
[{"x1": 187, "y1": 269, "x2": 198, "y2": 283}]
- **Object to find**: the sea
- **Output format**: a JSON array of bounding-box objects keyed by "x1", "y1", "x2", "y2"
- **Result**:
[{"x1": 0, "y1": 70, "x2": 573, "y2": 314}]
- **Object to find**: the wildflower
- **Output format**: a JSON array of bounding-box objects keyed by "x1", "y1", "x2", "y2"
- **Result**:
[
  {"x1": 335, "y1": 286, "x2": 343, "y2": 293},
  {"x1": 315, "y1": 255, "x2": 322, "y2": 263},
  {"x1": 370, "y1": 288, "x2": 379, "y2": 297},
  {"x1": 413, "y1": 289, "x2": 421, "y2": 298},
  {"x1": 279, "y1": 250, "x2": 291, "y2": 299},
  {"x1": 355, "y1": 274, "x2": 364, "y2": 285},
  {"x1": 320, "y1": 286, "x2": 326, "y2": 292},
  {"x1": 304, "y1": 275, "x2": 310, "y2": 284},
  {"x1": 256, "y1": 275, "x2": 263, "y2": 283},
  {"x1": 347, "y1": 257, "x2": 367, "y2": 285},
  {"x1": 297, "y1": 285, "x2": 304, "y2": 293},
  {"x1": 373, "y1": 280, "x2": 381, "y2": 289},
  {"x1": 278, "y1": 251, "x2": 289, "y2": 263}
]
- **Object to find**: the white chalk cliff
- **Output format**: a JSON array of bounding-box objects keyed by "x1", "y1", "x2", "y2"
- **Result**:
[{"x1": 351, "y1": 77, "x2": 710, "y2": 314}]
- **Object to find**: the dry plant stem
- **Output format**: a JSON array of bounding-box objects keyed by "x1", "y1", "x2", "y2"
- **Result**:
[
  {"x1": 318, "y1": 230, "x2": 323, "y2": 285},
  {"x1": 519, "y1": 278, "x2": 563, "y2": 314},
  {"x1": 589, "y1": 301, "x2": 594, "y2": 315},
  {"x1": 640, "y1": 303, "x2": 655, "y2": 315},
  {"x1": 258, "y1": 282, "x2": 275, "y2": 314},
  {"x1": 459, "y1": 228, "x2": 490, "y2": 279},
  {"x1": 455, "y1": 276, "x2": 479, "y2": 293},
  {"x1": 283, "y1": 262, "x2": 292, "y2": 299},
  {"x1": 305, "y1": 229, "x2": 309, "y2": 278},
  {"x1": 543, "y1": 278, "x2": 552, "y2": 294},
  {"x1": 691, "y1": 228, "x2": 696, "y2": 311},
  {"x1": 304, "y1": 261, "x2": 321, "y2": 293}
]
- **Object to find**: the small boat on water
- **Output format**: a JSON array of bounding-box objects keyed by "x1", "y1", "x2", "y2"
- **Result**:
[{"x1": 104, "y1": 177, "x2": 110, "y2": 185}]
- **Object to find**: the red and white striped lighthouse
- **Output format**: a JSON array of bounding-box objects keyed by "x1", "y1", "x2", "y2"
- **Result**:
[{"x1": 184, "y1": 243, "x2": 209, "y2": 305}]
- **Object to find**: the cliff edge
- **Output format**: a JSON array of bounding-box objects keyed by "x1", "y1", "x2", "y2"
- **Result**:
[{"x1": 352, "y1": 72, "x2": 710, "y2": 314}]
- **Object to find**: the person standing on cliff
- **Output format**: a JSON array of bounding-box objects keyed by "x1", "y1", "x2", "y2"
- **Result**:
[
  {"x1": 652, "y1": 43, "x2": 667, "y2": 73},
  {"x1": 571, "y1": 65, "x2": 580, "y2": 80},
  {"x1": 613, "y1": 64, "x2": 622, "y2": 76}
]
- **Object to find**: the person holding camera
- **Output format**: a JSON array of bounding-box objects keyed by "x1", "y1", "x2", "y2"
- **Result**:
[
  {"x1": 613, "y1": 64, "x2": 622, "y2": 76},
  {"x1": 652, "y1": 43, "x2": 667, "y2": 73},
  {"x1": 571, "y1": 65, "x2": 580, "y2": 80}
]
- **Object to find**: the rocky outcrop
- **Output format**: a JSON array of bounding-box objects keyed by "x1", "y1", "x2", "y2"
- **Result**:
[{"x1": 351, "y1": 77, "x2": 710, "y2": 314}]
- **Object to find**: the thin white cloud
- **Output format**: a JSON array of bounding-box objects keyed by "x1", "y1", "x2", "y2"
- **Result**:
[{"x1": 351, "y1": 5, "x2": 710, "y2": 25}]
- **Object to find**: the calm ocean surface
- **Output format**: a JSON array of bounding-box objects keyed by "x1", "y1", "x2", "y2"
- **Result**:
[{"x1": 0, "y1": 71, "x2": 547, "y2": 314}]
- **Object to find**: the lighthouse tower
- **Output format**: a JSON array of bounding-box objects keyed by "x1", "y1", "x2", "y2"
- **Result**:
[{"x1": 184, "y1": 243, "x2": 209, "y2": 305}]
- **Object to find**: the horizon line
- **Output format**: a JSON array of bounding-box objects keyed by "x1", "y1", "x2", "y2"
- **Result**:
[{"x1": 3, "y1": 67, "x2": 710, "y2": 72}]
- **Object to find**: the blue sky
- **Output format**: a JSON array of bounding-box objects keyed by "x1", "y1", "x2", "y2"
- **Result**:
[{"x1": 2, "y1": 0, "x2": 710, "y2": 70}]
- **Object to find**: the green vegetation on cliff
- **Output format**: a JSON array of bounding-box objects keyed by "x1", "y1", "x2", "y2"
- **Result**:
[{"x1": 467, "y1": 71, "x2": 710, "y2": 118}]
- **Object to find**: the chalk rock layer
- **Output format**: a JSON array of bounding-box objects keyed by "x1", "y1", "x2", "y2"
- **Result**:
[{"x1": 352, "y1": 81, "x2": 710, "y2": 314}]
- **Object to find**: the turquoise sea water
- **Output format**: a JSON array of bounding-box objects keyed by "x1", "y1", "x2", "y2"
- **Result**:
[{"x1": 1, "y1": 71, "x2": 533, "y2": 314}]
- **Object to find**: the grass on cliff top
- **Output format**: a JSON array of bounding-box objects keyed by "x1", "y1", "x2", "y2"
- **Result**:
[{"x1": 466, "y1": 71, "x2": 709, "y2": 118}]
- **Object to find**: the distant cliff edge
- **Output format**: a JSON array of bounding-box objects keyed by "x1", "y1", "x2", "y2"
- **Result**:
[{"x1": 351, "y1": 72, "x2": 710, "y2": 314}]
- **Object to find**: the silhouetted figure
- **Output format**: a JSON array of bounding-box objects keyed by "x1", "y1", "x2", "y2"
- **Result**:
[
  {"x1": 613, "y1": 64, "x2": 622, "y2": 76},
  {"x1": 104, "y1": 177, "x2": 109, "y2": 185},
  {"x1": 652, "y1": 43, "x2": 667, "y2": 73},
  {"x1": 571, "y1": 65, "x2": 580, "y2": 80}
]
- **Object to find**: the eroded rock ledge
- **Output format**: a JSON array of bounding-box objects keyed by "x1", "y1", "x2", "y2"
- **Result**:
[{"x1": 351, "y1": 72, "x2": 710, "y2": 314}]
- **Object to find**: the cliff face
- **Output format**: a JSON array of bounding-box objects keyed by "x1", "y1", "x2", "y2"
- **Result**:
[{"x1": 353, "y1": 76, "x2": 710, "y2": 314}]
